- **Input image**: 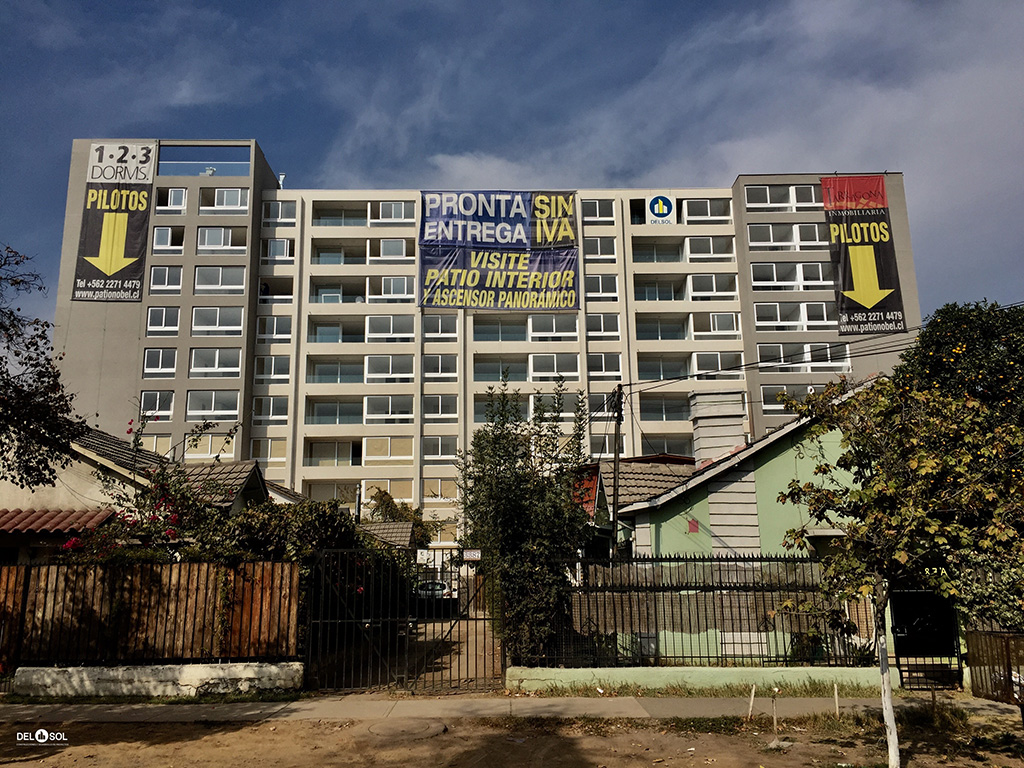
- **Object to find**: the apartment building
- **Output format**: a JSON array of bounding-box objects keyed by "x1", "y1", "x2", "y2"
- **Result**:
[{"x1": 54, "y1": 139, "x2": 921, "y2": 544}]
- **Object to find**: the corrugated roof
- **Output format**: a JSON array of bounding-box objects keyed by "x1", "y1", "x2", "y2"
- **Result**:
[
  {"x1": 358, "y1": 521, "x2": 416, "y2": 548},
  {"x1": 0, "y1": 508, "x2": 114, "y2": 533}
]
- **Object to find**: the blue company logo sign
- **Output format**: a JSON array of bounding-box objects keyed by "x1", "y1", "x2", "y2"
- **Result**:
[{"x1": 648, "y1": 195, "x2": 673, "y2": 220}]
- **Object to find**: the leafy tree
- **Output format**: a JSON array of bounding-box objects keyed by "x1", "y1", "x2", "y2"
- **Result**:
[
  {"x1": 365, "y1": 488, "x2": 439, "y2": 549},
  {"x1": 781, "y1": 377, "x2": 1024, "y2": 768},
  {"x1": 0, "y1": 245, "x2": 86, "y2": 487},
  {"x1": 458, "y1": 379, "x2": 592, "y2": 663}
]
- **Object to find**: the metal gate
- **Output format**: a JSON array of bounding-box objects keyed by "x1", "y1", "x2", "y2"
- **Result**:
[
  {"x1": 890, "y1": 589, "x2": 962, "y2": 689},
  {"x1": 305, "y1": 548, "x2": 504, "y2": 692}
]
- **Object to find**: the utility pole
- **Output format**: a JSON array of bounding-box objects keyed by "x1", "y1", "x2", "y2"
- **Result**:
[{"x1": 609, "y1": 384, "x2": 624, "y2": 561}]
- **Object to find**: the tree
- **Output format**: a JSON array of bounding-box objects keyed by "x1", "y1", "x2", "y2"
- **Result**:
[
  {"x1": 365, "y1": 488, "x2": 439, "y2": 549},
  {"x1": 0, "y1": 245, "x2": 86, "y2": 488},
  {"x1": 780, "y1": 377, "x2": 1024, "y2": 768},
  {"x1": 458, "y1": 379, "x2": 592, "y2": 663}
]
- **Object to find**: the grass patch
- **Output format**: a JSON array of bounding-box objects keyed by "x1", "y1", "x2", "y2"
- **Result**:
[
  {"x1": 526, "y1": 680, "x2": 884, "y2": 699},
  {"x1": 0, "y1": 688, "x2": 306, "y2": 706}
]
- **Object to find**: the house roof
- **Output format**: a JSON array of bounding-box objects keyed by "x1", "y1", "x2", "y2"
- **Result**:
[
  {"x1": 0, "y1": 507, "x2": 114, "y2": 534},
  {"x1": 357, "y1": 521, "x2": 416, "y2": 548},
  {"x1": 266, "y1": 480, "x2": 306, "y2": 504},
  {"x1": 73, "y1": 427, "x2": 166, "y2": 476},
  {"x1": 184, "y1": 460, "x2": 267, "y2": 506},
  {"x1": 579, "y1": 454, "x2": 697, "y2": 516}
]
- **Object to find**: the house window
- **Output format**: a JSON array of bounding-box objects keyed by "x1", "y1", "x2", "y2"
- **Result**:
[
  {"x1": 423, "y1": 394, "x2": 458, "y2": 423},
  {"x1": 365, "y1": 354, "x2": 414, "y2": 383},
  {"x1": 140, "y1": 390, "x2": 174, "y2": 419},
  {"x1": 189, "y1": 348, "x2": 241, "y2": 378},
  {"x1": 254, "y1": 355, "x2": 290, "y2": 382},
  {"x1": 149, "y1": 265, "x2": 182, "y2": 295},
  {"x1": 252, "y1": 396, "x2": 288, "y2": 425},
  {"x1": 156, "y1": 188, "x2": 186, "y2": 214},
  {"x1": 194, "y1": 266, "x2": 245, "y2": 295},
  {"x1": 152, "y1": 227, "x2": 184, "y2": 252},
  {"x1": 304, "y1": 440, "x2": 360, "y2": 467},
  {"x1": 586, "y1": 313, "x2": 619, "y2": 340},
  {"x1": 146, "y1": 306, "x2": 180, "y2": 337},
  {"x1": 528, "y1": 314, "x2": 578, "y2": 342},
  {"x1": 185, "y1": 390, "x2": 239, "y2": 421},
  {"x1": 191, "y1": 306, "x2": 243, "y2": 337},
  {"x1": 422, "y1": 436, "x2": 458, "y2": 462},
  {"x1": 693, "y1": 351, "x2": 743, "y2": 380},
  {"x1": 366, "y1": 315, "x2": 415, "y2": 342},
  {"x1": 251, "y1": 437, "x2": 287, "y2": 465},
  {"x1": 422, "y1": 354, "x2": 457, "y2": 381},
  {"x1": 587, "y1": 353, "x2": 621, "y2": 380},
  {"x1": 639, "y1": 394, "x2": 691, "y2": 421},
  {"x1": 584, "y1": 274, "x2": 618, "y2": 302},
  {"x1": 364, "y1": 395, "x2": 414, "y2": 423},
  {"x1": 423, "y1": 314, "x2": 457, "y2": 340},
  {"x1": 636, "y1": 315, "x2": 685, "y2": 341},
  {"x1": 581, "y1": 199, "x2": 614, "y2": 224},
  {"x1": 142, "y1": 349, "x2": 176, "y2": 379},
  {"x1": 583, "y1": 237, "x2": 616, "y2": 261},
  {"x1": 529, "y1": 353, "x2": 579, "y2": 382},
  {"x1": 256, "y1": 315, "x2": 291, "y2": 342},
  {"x1": 262, "y1": 200, "x2": 296, "y2": 224},
  {"x1": 689, "y1": 273, "x2": 737, "y2": 301}
]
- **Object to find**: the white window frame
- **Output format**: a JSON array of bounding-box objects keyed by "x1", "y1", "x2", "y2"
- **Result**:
[
  {"x1": 528, "y1": 314, "x2": 578, "y2": 342},
  {"x1": 363, "y1": 436, "x2": 414, "y2": 465},
  {"x1": 364, "y1": 354, "x2": 414, "y2": 383},
  {"x1": 423, "y1": 314, "x2": 457, "y2": 340},
  {"x1": 757, "y1": 343, "x2": 850, "y2": 373},
  {"x1": 251, "y1": 437, "x2": 287, "y2": 465},
  {"x1": 366, "y1": 314, "x2": 415, "y2": 342},
  {"x1": 142, "y1": 348, "x2": 176, "y2": 379},
  {"x1": 194, "y1": 265, "x2": 246, "y2": 295},
  {"x1": 369, "y1": 275, "x2": 415, "y2": 303},
  {"x1": 585, "y1": 313, "x2": 619, "y2": 340},
  {"x1": 637, "y1": 355, "x2": 688, "y2": 380},
  {"x1": 191, "y1": 306, "x2": 243, "y2": 337},
  {"x1": 422, "y1": 354, "x2": 457, "y2": 381},
  {"x1": 376, "y1": 200, "x2": 415, "y2": 222},
  {"x1": 146, "y1": 306, "x2": 179, "y2": 337},
  {"x1": 685, "y1": 236, "x2": 734, "y2": 261},
  {"x1": 372, "y1": 239, "x2": 408, "y2": 260},
  {"x1": 304, "y1": 440, "x2": 356, "y2": 468},
  {"x1": 185, "y1": 390, "x2": 239, "y2": 422},
  {"x1": 693, "y1": 351, "x2": 743, "y2": 380},
  {"x1": 635, "y1": 278, "x2": 684, "y2": 301},
  {"x1": 583, "y1": 236, "x2": 616, "y2": 261},
  {"x1": 201, "y1": 188, "x2": 249, "y2": 215},
  {"x1": 254, "y1": 355, "x2": 290, "y2": 382},
  {"x1": 529, "y1": 393, "x2": 577, "y2": 422},
  {"x1": 590, "y1": 434, "x2": 623, "y2": 459},
  {"x1": 745, "y1": 184, "x2": 823, "y2": 212},
  {"x1": 152, "y1": 227, "x2": 182, "y2": 252},
  {"x1": 364, "y1": 395, "x2": 415, "y2": 423},
  {"x1": 689, "y1": 273, "x2": 737, "y2": 301},
  {"x1": 632, "y1": 243, "x2": 683, "y2": 263},
  {"x1": 639, "y1": 394, "x2": 691, "y2": 422},
  {"x1": 140, "y1": 390, "x2": 174, "y2": 420},
  {"x1": 156, "y1": 187, "x2": 186, "y2": 214},
  {"x1": 189, "y1": 347, "x2": 241, "y2": 378},
  {"x1": 252, "y1": 395, "x2": 288, "y2": 425},
  {"x1": 529, "y1": 352, "x2": 579, "y2": 382},
  {"x1": 149, "y1": 265, "x2": 182, "y2": 295},
  {"x1": 581, "y1": 198, "x2": 614, "y2": 224},
  {"x1": 263, "y1": 238, "x2": 292, "y2": 262},
  {"x1": 422, "y1": 436, "x2": 458, "y2": 462},
  {"x1": 262, "y1": 200, "x2": 296, "y2": 225},
  {"x1": 361, "y1": 478, "x2": 413, "y2": 503},
  {"x1": 423, "y1": 394, "x2": 458, "y2": 422},
  {"x1": 682, "y1": 198, "x2": 731, "y2": 224},
  {"x1": 184, "y1": 433, "x2": 235, "y2": 461},
  {"x1": 692, "y1": 312, "x2": 738, "y2": 338},
  {"x1": 197, "y1": 227, "x2": 245, "y2": 251},
  {"x1": 584, "y1": 274, "x2": 618, "y2": 302},
  {"x1": 587, "y1": 352, "x2": 621, "y2": 380},
  {"x1": 256, "y1": 315, "x2": 291, "y2": 342}
]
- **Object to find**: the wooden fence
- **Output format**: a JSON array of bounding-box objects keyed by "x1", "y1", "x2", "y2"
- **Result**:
[{"x1": 0, "y1": 562, "x2": 299, "y2": 668}]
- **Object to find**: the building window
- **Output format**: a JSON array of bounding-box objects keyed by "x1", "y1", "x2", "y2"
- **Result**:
[
  {"x1": 140, "y1": 390, "x2": 174, "y2": 420},
  {"x1": 262, "y1": 239, "x2": 293, "y2": 262},
  {"x1": 640, "y1": 434, "x2": 693, "y2": 456},
  {"x1": 751, "y1": 261, "x2": 835, "y2": 291},
  {"x1": 583, "y1": 236, "x2": 616, "y2": 261},
  {"x1": 305, "y1": 399, "x2": 363, "y2": 425},
  {"x1": 757, "y1": 343, "x2": 850, "y2": 373},
  {"x1": 262, "y1": 200, "x2": 296, "y2": 224},
  {"x1": 149, "y1": 265, "x2": 182, "y2": 295},
  {"x1": 366, "y1": 315, "x2": 415, "y2": 342},
  {"x1": 632, "y1": 243, "x2": 682, "y2": 263},
  {"x1": 635, "y1": 277, "x2": 685, "y2": 301},
  {"x1": 423, "y1": 478, "x2": 458, "y2": 504},
  {"x1": 189, "y1": 347, "x2": 241, "y2": 378},
  {"x1": 307, "y1": 481, "x2": 359, "y2": 502},
  {"x1": 586, "y1": 313, "x2": 619, "y2": 340},
  {"x1": 184, "y1": 433, "x2": 235, "y2": 461},
  {"x1": 140, "y1": 434, "x2": 173, "y2": 457},
  {"x1": 754, "y1": 302, "x2": 838, "y2": 331},
  {"x1": 639, "y1": 394, "x2": 691, "y2": 421},
  {"x1": 369, "y1": 275, "x2": 415, "y2": 303},
  {"x1": 589, "y1": 392, "x2": 616, "y2": 420},
  {"x1": 529, "y1": 353, "x2": 579, "y2": 382},
  {"x1": 304, "y1": 440, "x2": 360, "y2": 467},
  {"x1": 636, "y1": 315, "x2": 685, "y2": 341},
  {"x1": 251, "y1": 437, "x2": 287, "y2": 465},
  {"x1": 529, "y1": 393, "x2": 576, "y2": 422},
  {"x1": 692, "y1": 312, "x2": 739, "y2": 339},
  {"x1": 197, "y1": 227, "x2": 246, "y2": 251},
  {"x1": 745, "y1": 184, "x2": 822, "y2": 212},
  {"x1": 152, "y1": 227, "x2": 184, "y2": 252},
  {"x1": 584, "y1": 274, "x2": 617, "y2": 302},
  {"x1": 307, "y1": 358, "x2": 363, "y2": 384},
  {"x1": 371, "y1": 239, "x2": 408, "y2": 260},
  {"x1": 760, "y1": 385, "x2": 807, "y2": 414},
  {"x1": 192, "y1": 306, "x2": 243, "y2": 337},
  {"x1": 422, "y1": 354, "x2": 457, "y2": 381},
  {"x1": 194, "y1": 265, "x2": 246, "y2": 295},
  {"x1": 689, "y1": 273, "x2": 737, "y2": 301},
  {"x1": 581, "y1": 199, "x2": 614, "y2": 224},
  {"x1": 473, "y1": 315, "x2": 526, "y2": 342},
  {"x1": 693, "y1": 351, "x2": 743, "y2": 380},
  {"x1": 252, "y1": 396, "x2": 288, "y2": 425},
  {"x1": 364, "y1": 395, "x2": 414, "y2": 423},
  {"x1": 147, "y1": 306, "x2": 180, "y2": 337},
  {"x1": 473, "y1": 355, "x2": 528, "y2": 382},
  {"x1": 587, "y1": 353, "x2": 621, "y2": 380},
  {"x1": 377, "y1": 200, "x2": 415, "y2": 222},
  {"x1": 361, "y1": 479, "x2": 413, "y2": 503},
  {"x1": 423, "y1": 394, "x2": 458, "y2": 423},
  {"x1": 422, "y1": 436, "x2": 458, "y2": 462},
  {"x1": 685, "y1": 236, "x2": 734, "y2": 261},
  {"x1": 186, "y1": 390, "x2": 239, "y2": 421},
  {"x1": 637, "y1": 355, "x2": 687, "y2": 380},
  {"x1": 200, "y1": 187, "x2": 249, "y2": 214},
  {"x1": 528, "y1": 314, "x2": 577, "y2": 342},
  {"x1": 254, "y1": 355, "x2": 290, "y2": 382},
  {"x1": 142, "y1": 348, "x2": 176, "y2": 379},
  {"x1": 423, "y1": 314, "x2": 457, "y2": 340},
  {"x1": 682, "y1": 198, "x2": 731, "y2": 224},
  {"x1": 256, "y1": 315, "x2": 291, "y2": 342},
  {"x1": 155, "y1": 188, "x2": 186, "y2": 214},
  {"x1": 748, "y1": 223, "x2": 828, "y2": 251},
  {"x1": 365, "y1": 354, "x2": 414, "y2": 383},
  {"x1": 590, "y1": 434, "x2": 623, "y2": 458}
]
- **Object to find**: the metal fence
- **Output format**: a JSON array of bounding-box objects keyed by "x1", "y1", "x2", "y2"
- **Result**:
[
  {"x1": 0, "y1": 562, "x2": 300, "y2": 668},
  {"x1": 966, "y1": 630, "x2": 1024, "y2": 706},
  {"x1": 539, "y1": 554, "x2": 876, "y2": 668}
]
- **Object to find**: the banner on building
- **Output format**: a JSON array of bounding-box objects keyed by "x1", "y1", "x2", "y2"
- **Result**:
[
  {"x1": 418, "y1": 190, "x2": 579, "y2": 310},
  {"x1": 822, "y1": 175, "x2": 907, "y2": 335},
  {"x1": 72, "y1": 142, "x2": 156, "y2": 302}
]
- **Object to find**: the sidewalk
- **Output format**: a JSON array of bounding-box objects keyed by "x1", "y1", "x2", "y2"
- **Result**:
[{"x1": 0, "y1": 693, "x2": 1019, "y2": 724}]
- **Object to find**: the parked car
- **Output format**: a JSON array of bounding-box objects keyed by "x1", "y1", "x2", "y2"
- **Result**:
[{"x1": 414, "y1": 580, "x2": 455, "y2": 599}]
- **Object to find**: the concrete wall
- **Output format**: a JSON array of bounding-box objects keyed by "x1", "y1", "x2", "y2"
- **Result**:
[{"x1": 14, "y1": 662, "x2": 303, "y2": 698}]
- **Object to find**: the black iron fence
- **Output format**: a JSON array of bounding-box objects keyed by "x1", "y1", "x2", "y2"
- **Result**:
[{"x1": 534, "y1": 554, "x2": 876, "y2": 668}]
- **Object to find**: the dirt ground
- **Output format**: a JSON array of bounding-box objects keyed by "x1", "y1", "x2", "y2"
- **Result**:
[{"x1": 1, "y1": 714, "x2": 1023, "y2": 768}]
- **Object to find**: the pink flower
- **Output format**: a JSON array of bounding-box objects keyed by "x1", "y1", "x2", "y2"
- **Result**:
[
  {"x1": 126, "y1": 428, "x2": 133, "y2": 434},
  {"x1": 165, "y1": 529, "x2": 177, "y2": 540},
  {"x1": 356, "y1": 586, "x2": 364, "y2": 595},
  {"x1": 169, "y1": 514, "x2": 179, "y2": 525}
]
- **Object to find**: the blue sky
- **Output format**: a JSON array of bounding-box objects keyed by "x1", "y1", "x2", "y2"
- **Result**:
[{"x1": 3, "y1": 0, "x2": 1023, "y2": 322}]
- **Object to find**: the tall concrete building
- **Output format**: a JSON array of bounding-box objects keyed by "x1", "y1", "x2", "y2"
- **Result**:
[{"x1": 54, "y1": 139, "x2": 921, "y2": 544}]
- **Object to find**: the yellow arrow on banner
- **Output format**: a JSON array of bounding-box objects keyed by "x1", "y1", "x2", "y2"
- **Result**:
[
  {"x1": 84, "y1": 212, "x2": 138, "y2": 276},
  {"x1": 842, "y1": 244, "x2": 894, "y2": 309}
]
